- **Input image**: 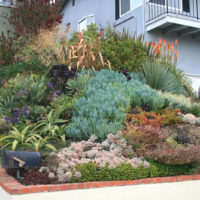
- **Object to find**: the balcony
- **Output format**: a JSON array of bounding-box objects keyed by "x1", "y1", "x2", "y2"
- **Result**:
[{"x1": 145, "y1": 0, "x2": 200, "y2": 39}]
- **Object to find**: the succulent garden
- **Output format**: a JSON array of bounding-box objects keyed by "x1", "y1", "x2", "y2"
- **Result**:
[{"x1": 1, "y1": 21, "x2": 200, "y2": 185}]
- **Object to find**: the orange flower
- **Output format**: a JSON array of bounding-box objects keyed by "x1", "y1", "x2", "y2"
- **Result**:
[
  {"x1": 175, "y1": 39, "x2": 178, "y2": 45},
  {"x1": 154, "y1": 48, "x2": 158, "y2": 56},
  {"x1": 145, "y1": 41, "x2": 148, "y2": 47},
  {"x1": 151, "y1": 41, "x2": 154, "y2": 47},
  {"x1": 167, "y1": 44, "x2": 170, "y2": 50},
  {"x1": 163, "y1": 40, "x2": 166, "y2": 46},
  {"x1": 171, "y1": 42, "x2": 174, "y2": 50},
  {"x1": 159, "y1": 37, "x2": 162, "y2": 43}
]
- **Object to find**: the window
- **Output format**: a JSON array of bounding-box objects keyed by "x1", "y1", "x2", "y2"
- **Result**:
[
  {"x1": 0, "y1": 0, "x2": 14, "y2": 6},
  {"x1": 120, "y1": 0, "x2": 142, "y2": 16},
  {"x1": 72, "y1": 0, "x2": 75, "y2": 6},
  {"x1": 149, "y1": 0, "x2": 165, "y2": 5},
  {"x1": 78, "y1": 15, "x2": 95, "y2": 32}
]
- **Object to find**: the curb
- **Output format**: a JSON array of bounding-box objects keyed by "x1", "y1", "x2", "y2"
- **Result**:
[{"x1": 1, "y1": 168, "x2": 200, "y2": 195}]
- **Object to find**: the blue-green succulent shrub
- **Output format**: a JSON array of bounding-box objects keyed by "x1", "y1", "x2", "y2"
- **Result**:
[{"x1": 66, "y1": 70, "x2": 166, "y2": 140}]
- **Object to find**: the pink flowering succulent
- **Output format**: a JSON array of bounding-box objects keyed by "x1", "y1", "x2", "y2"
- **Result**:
[{"x1": 45, "y1": 132, "x2": 150, "y2": 182}]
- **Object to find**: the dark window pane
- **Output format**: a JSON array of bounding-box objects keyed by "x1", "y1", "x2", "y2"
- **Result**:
[
  {"x1": 182, "y1": 0, "x2": 190, "y2": 12},
  {"x1": 149, "y1": 0, "x2": 165, "y2": 5},
  {"x1": 121, "y1": 0, "x2": 131, "y2": 15}
]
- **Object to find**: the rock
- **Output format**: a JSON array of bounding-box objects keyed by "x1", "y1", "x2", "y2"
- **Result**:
[
  {"x1": 196, "y1": 118, "x2": 200, "y2": 126},
  {"x1": 184, "y1": 114, "x2": 196, "y2": 119}
]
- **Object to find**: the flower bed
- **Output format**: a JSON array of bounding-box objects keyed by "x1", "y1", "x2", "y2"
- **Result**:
[{"x1": 0, "y1": 25, "x2": 200, "y2": 190}]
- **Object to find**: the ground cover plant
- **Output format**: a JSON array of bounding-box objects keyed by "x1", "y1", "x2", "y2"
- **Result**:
[{"x1": 1, "y1": 24, "x2": 200, "y2": 185}]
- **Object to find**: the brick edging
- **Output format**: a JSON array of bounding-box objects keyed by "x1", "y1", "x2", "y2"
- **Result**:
[{"x1": 0, "y1": 168, "x2": 200, "y2": 195}]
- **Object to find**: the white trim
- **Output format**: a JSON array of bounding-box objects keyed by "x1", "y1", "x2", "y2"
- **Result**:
[
  {"x1": 78, "y1": 14, "x2": 95, "y2": 24},
  {"x1": 77, "y1": 14, "x2": 95, "y2": 32},
  {"x1": 119, "y1": 0, "x2": 143, "y2": 17},
  {"x1": 187, "y1": 73, "x2": 200, "y2": 78},
  {"x1": 146, "y1": 14, "x2": 200, "y2": 31}
]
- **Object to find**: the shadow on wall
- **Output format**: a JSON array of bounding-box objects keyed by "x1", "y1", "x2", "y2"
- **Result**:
[{"x1": 187, "y1": 74, "x2": 200, "y2": 93}]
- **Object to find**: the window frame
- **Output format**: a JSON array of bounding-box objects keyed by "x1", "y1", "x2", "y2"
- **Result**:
[{"x1": 119, "y1": 0, "x2": 143, "y2": 17}]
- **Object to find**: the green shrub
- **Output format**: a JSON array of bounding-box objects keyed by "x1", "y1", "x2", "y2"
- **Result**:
[
  {"x1": 50, "y1": 95, "x2": 75, "y2": 120},
  {"x1": 0, "y1": 62, "x2": 42, "y2": 82},
  {"x1": 149, "y1": 160, "x2": 194, "y2": 177},
  {"x1": 66, "y1": 70, "x2": 166, "y2": 140},
  {"x1": 100, "y1": 26, "x2": 147, "y2": 72},
  {"x1": 69, "y1": 161, "x2": 194, "y2": 183},
  {"x1": 71, "y1": 162, "x2": 150, "y2": 182}
]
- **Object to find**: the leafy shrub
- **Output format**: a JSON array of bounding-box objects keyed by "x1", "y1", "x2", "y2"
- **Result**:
[
  {"x1": 134, "y1": 62, "x2": 187, "y2": 95},
  {"x1": 50, "y1": 95, "x2": 75, "y2": 120},
  {"x1": 149, "y1": 160, "x2": 194, "y2": 177},
  {"x1": 72, "y1": 163, "x2": 150, "y2": 182},
  {"x1": 66, "y1": 70, "x2": 166, "y2": 140},
  {"x1": 100, "y1": 28, "x2": 148, "y2": 72},
  {"x1": 4, "y1": 0, "x2": 63, "y2": 38},
  {"x1": 0, "y1": 62, "x2": 42, "y2": 82}
]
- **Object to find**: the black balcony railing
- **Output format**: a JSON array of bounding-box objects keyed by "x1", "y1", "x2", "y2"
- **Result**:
[{"x1": 146, "y1": 0, "x2": 199, "y2": 22}]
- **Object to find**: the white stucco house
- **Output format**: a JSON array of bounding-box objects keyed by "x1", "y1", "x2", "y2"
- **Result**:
[{"x1": 61, "y1": 0, "x2": 200, "y2": 92}]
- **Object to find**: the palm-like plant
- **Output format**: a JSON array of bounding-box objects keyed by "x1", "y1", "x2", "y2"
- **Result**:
[
  {"x1": 34, "y1": 111, "x2": 67, "y2": 140},
  {"x1": 0, "y1": 125, "x2": 57, "y2": 152},
  {"x1": 0, "y1": 126, "x2": 35, "y2": 150},
  {"x1": 26, "y1": 135, "x2": 56, "y2": 152}
]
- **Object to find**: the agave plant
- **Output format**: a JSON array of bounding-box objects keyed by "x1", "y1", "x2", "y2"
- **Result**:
[
  {"x1": 134, "y1": 62, "x2": 187, "y2": 95},
  {"x1": 65, "y1": 74, "x2": 90, "y2": 96}
]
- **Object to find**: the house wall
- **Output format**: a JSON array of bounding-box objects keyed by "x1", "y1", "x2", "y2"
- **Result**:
[
  {"x1": 0, "y1": 5, "x2": 12, "y2": 36},
  {"x1": 62, "y1": 0, "x2": 200, "y2": 83}
]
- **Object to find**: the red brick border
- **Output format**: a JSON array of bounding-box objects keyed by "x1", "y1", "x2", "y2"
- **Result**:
[{"x1": 0, "y1": 167, "x2": 200, "y2": 195}]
